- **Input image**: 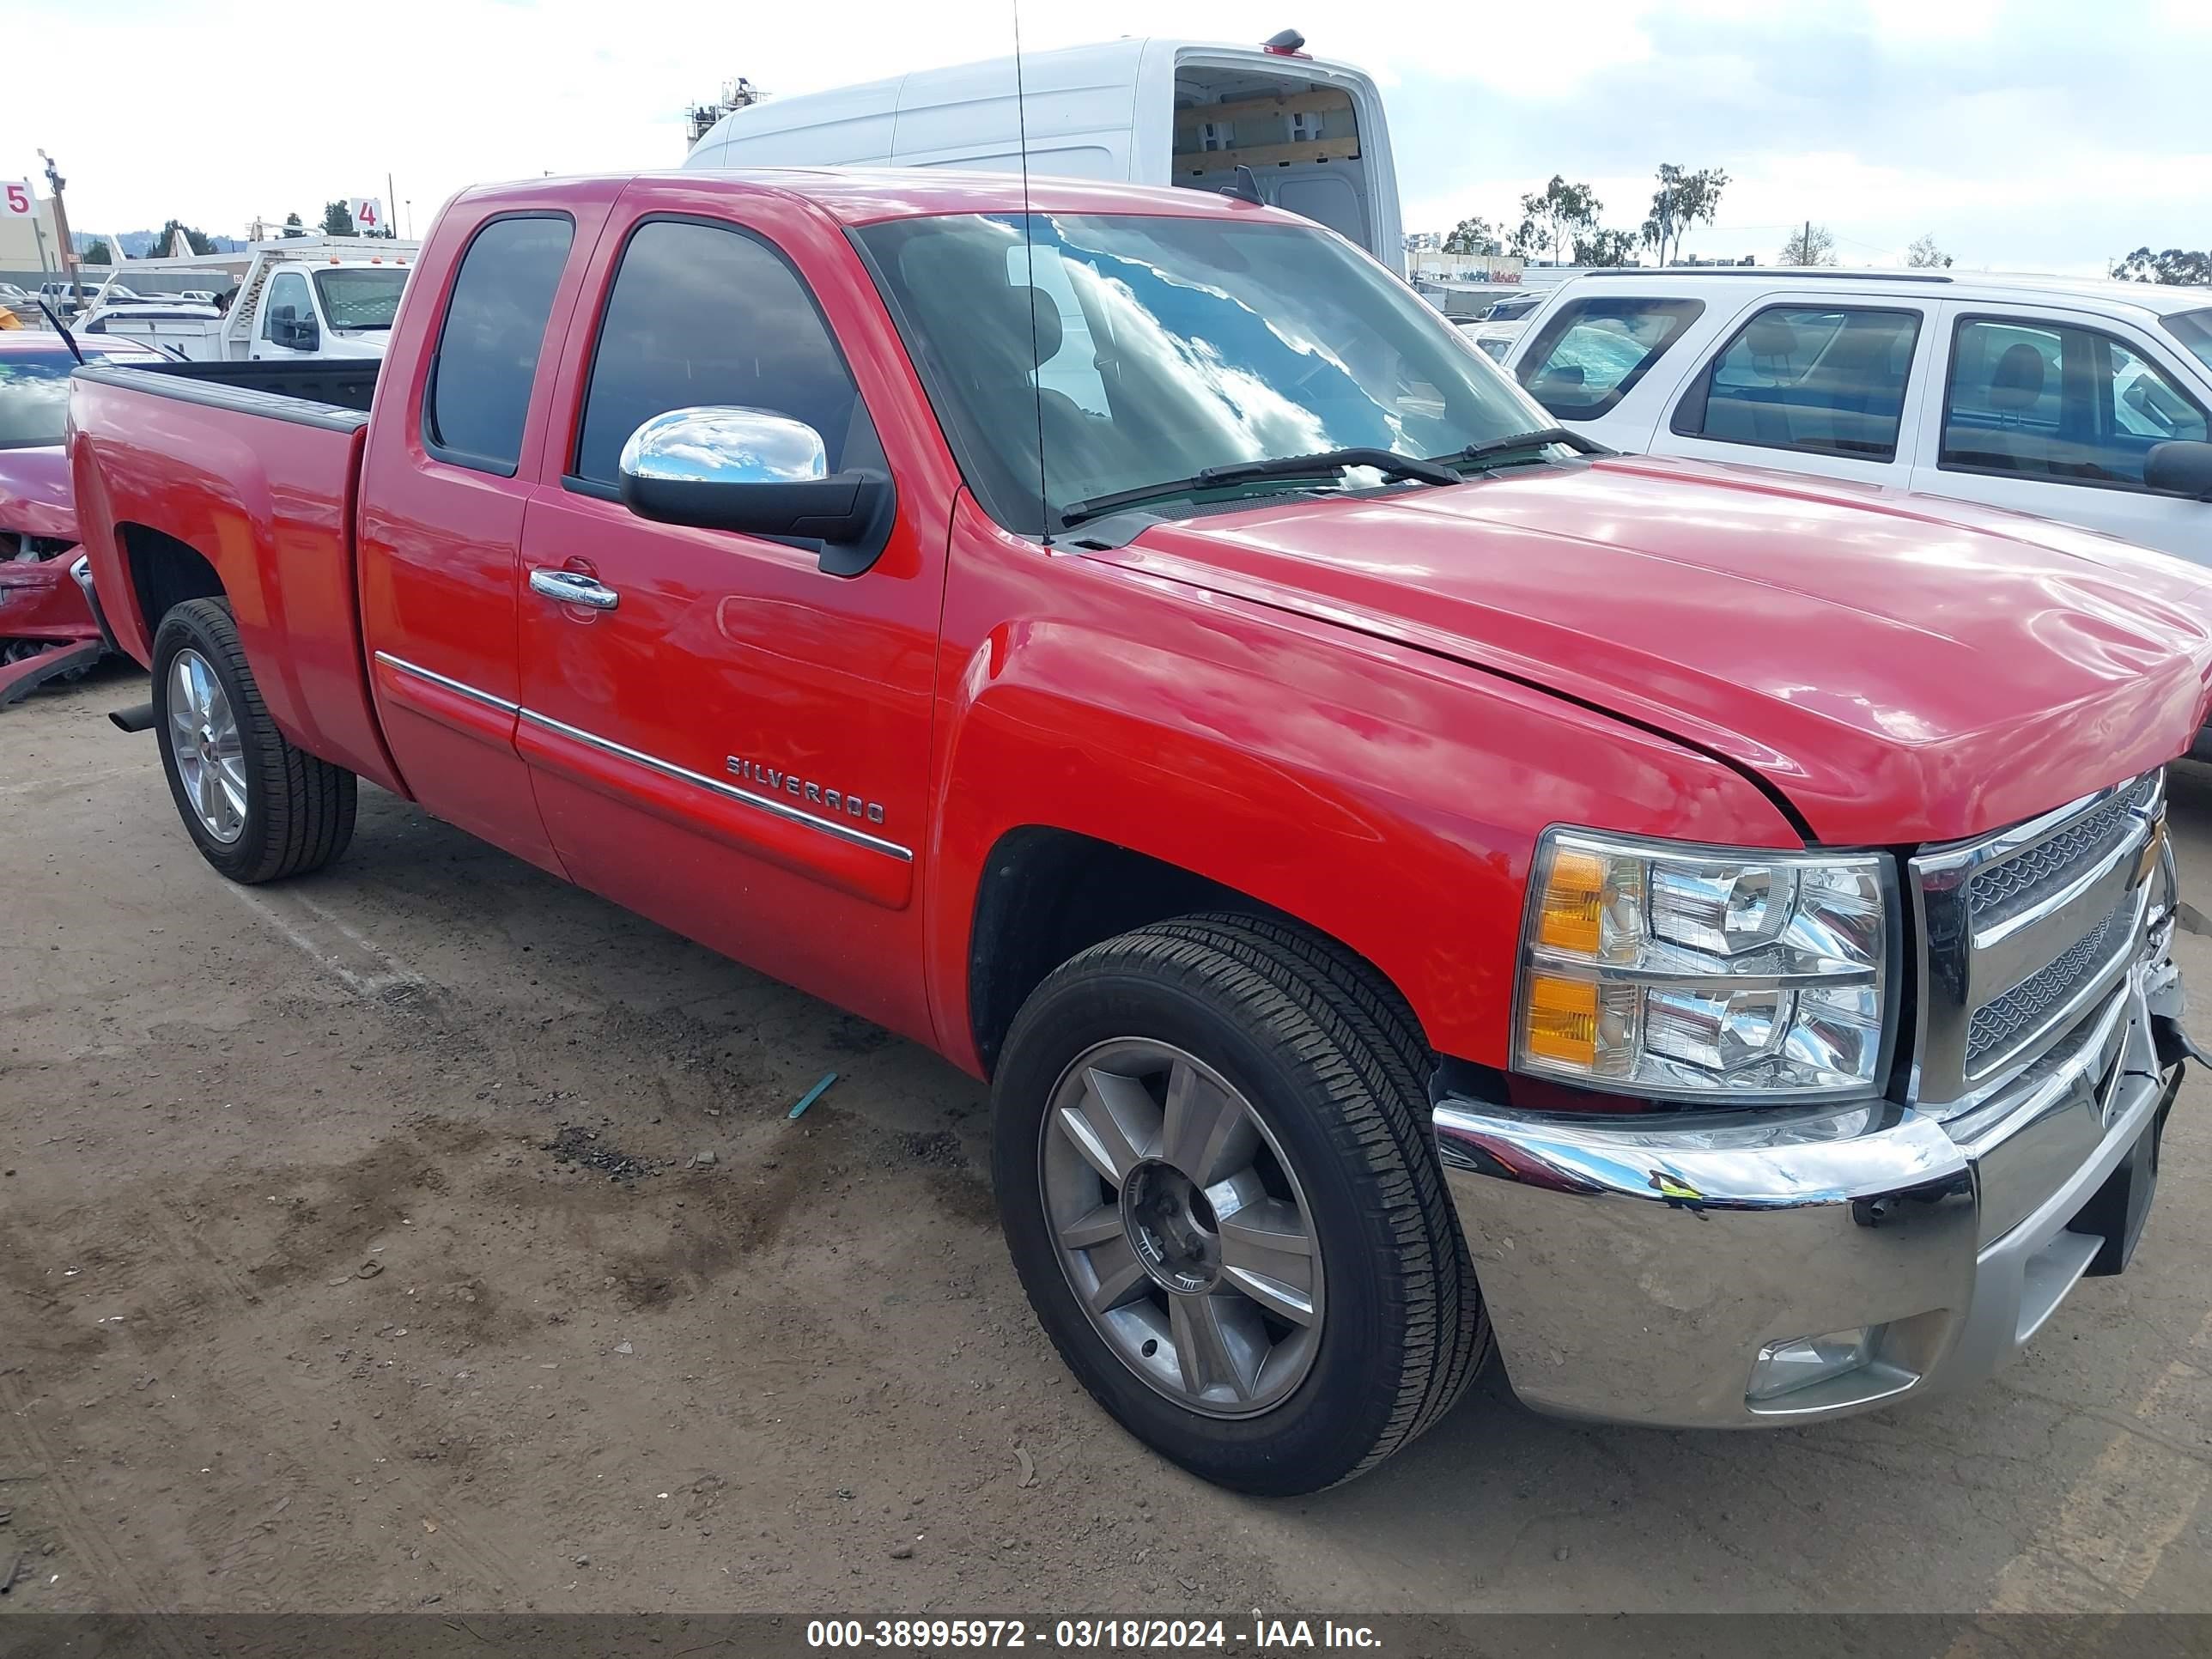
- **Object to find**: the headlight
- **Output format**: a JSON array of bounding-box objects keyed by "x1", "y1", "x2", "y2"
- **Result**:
[{"x1": 1516, "y1": 829, "x2": 1893, "y2": 1101}]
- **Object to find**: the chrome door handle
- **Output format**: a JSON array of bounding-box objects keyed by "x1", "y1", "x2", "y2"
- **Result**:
[{"x1": 528, "y1": 568, "x2": 619, "y2": 611}]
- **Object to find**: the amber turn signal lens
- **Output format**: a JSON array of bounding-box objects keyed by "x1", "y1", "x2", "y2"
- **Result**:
[
  {"x1": 1536, "y1": 848, "x2": 1609, "y2": 957},
  {"x1": 1522, "y1": 973, "x2": 1600, "y2": 1069}
]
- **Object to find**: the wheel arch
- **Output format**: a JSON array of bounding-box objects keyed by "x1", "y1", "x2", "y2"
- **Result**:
[
  {"x1": 964, "y1": 825, "x2": 1427, "y2": 1079},
  {"x1": 119, "y1": 522, "x2": 226, "y2": 646}
]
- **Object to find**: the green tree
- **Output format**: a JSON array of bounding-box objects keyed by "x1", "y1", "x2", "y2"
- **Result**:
[
  {"x1": 1639, "y1": 164, "x2": 1729, "y2": 265},
  {"x1": 154, "y1": 219, "x2": 216, "y2": 257},
  {"x1": 282, "y1": 212, "x2": 307, "y2": 239},
  {"x1": 1573, "y1": 227, "x2": 1640, "y2": 267},
  {"x1": 321, "y1": 201, "x2": 357, "y2": 237},
  {"x1": 2115, "y1": 246, "x2": 2211, "y2": 285},
  {"x1": 1513, "y1": 176, "x2": 1601, "y2": 266},
  {"x1": 1441, "y1": 216, "x2": 1499, "y2": 257},
  {"x1": 1905, "y1": 233, "x2": 1951, "y2": 269},
  {"x1": 80, "y1": 239, "x2": 113, "y2": 264},
  {"x1": 1780, "y1": 222, "x2": 1838, "y2": 266}
]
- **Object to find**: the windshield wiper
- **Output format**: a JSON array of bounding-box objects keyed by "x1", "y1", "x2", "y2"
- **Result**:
[
  {"x1": 1427, "y1": 427, "x2": 1613, "y2": 469},
  {"x1": 1060, "y1": 447, "x2": 1462, "y2": 529}
]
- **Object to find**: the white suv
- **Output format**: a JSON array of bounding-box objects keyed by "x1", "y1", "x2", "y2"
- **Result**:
[{"x1": 1499, "y1": 269, "x2": 2212, "y2": 564}]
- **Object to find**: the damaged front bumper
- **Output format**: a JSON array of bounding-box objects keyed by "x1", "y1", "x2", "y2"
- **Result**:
[{"x1": 0, "y1": 550, "x2": 106, "y2": 707}]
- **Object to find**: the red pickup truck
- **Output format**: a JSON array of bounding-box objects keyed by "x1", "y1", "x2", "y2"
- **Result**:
[{"x1": 70, "y1": 169, "x2": 2212, "y2": 1493}]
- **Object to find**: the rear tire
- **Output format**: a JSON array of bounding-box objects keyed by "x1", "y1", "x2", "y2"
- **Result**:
[
  {"x1": 152, "y1": 598, "x2": 356, "y2": 884},
  {"x1": 992, "y1": 914, "x2": 1489, "y2": 1494}
]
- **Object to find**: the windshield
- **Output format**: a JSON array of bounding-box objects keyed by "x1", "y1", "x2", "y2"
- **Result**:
[
  {"x1": 2166, "y1": 309, "x2": 2212, "y2": 376},
  {"x1": 313, "y1": 266, "x2": 407, "y2": 331},
  {"x1": 0, "y1": 347, "x2": 148, "y2": 447},
  {"x1": 855, "y1": 212, "x2": 1551, "y2": 533}
]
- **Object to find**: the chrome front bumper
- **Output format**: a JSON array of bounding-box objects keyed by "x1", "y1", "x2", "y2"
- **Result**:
[{"x1": 1433, "y1": 950, "x2": 2185, "y2": 1429}]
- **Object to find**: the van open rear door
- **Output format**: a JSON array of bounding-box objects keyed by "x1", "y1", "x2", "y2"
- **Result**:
[{"x1": 1146, "y1": 39, "x2": 1401, "y2": 269}]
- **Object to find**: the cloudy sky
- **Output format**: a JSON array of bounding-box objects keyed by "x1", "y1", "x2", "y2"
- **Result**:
[{"x1": 4, "y1": 0, "x2": 2205, "y2": 274}]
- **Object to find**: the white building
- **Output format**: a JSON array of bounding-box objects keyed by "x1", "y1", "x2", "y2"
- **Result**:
[
  {"x1": 1407, "y1": 246, "x2": 1525, "y2": 284},
  {"x1": 0, "y1": 187, "x2": 66, "y2": 277}
]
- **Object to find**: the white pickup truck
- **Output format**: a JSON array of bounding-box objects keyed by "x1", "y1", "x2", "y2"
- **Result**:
[{"x1": 76, "y1": 238, "x2": 416, "y2": 363}]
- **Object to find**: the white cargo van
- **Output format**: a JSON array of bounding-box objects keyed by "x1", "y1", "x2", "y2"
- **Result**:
[{"x1": 684, "y1": 33, "x2": 1403, "y2": 269}]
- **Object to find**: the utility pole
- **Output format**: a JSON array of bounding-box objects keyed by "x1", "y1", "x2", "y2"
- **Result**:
[
  {"x1": 1802, "y1": 219, "x2": 1811, "y2": 265},
  {"x1": 386, "y1": 172, "x2": 397, "y2": 239},
  {"x1": 36, "y1": 149, "x2": 79, "y2": 299}
]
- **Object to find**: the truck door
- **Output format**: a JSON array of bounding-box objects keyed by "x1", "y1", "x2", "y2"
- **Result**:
[
  {"x1": 252, "y1": 270, "x2": 316, "y2": 361},
  {"x1": 356, "y1": 207, "x2": 590, "y2": 874},
  {"x1": 513, "y1": 198, "x2": 949, "y2": 1044}
]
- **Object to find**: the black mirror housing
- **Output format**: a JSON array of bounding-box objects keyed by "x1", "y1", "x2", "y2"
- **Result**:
[
  {"x1": 620, "y1": 470, "x2": 896, "y2": 577},
  {"x1": 2146, "y1": 440, "x2": 2212, "y2": 501},
  {"x1": 270, "y1": 304, "x2": 318, "y2": 350}
]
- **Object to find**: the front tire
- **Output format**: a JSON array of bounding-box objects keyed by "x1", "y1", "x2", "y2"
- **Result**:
[
  {"x1": 993, "y1": 914, "x2": 1489, "y2": 1494},
  {"x1": 152, "y1": 598, "x2": 356, "y2": 883}
]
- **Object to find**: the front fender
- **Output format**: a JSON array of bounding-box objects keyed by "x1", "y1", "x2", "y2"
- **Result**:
[{"x1": 924, "y1": 510, "x2": 1803, "y2": 1073}]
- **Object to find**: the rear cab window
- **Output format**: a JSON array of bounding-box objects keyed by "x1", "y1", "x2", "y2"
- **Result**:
[
  {"x1": 1671, "y1": 303, "x2": 1922, "y2": 461},
  {"x1": 422, "y1": 214, "x2": 577, "y2": 477},
  {"x1": 1516, "y1": 296, "x2": 1704, "y2": 419}
]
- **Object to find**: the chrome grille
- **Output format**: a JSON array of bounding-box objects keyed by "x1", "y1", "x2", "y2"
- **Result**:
[
  {"x1": 1966, "y1": 775, "x2": 2154, "y2": 927},
  {"x1": 1909, "y1": 770, "x2": 2160, "y2": 1109},
  {"x1": 1965, "y1": 897, "x2": 2130, "y2": 1070}
]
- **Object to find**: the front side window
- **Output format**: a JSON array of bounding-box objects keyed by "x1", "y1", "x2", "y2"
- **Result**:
[
  {"x1": 2165, "y1": 309, "x2": 2212, "y2": 375},
  {"x1": 1517, "y1": 296, "x2": 1704, "y2": 419},
  {"x1": 573, "y1": 219, "x2": 860, "y2": 488},
  {"x1": 263, "y1": 271, "x2": 310, "y2": 343},
  {"x1": 1941, "y1": 316, "x2": 2209, "y2": 487},
  {"x1": 1674, "y1": 304, "x2": 1922, "y2": 460},
  {"x1": 856, "y1": 211, "x2": 1550, "y2": 533},
  {"x1": 423, "y1": 214, "x2": 575, "y2": 476}
]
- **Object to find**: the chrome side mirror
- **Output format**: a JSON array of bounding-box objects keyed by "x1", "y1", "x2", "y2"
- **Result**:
[
  {"x1": 617, "y1": 405, "x2": 895, "y2": 578},
  {"x1": 619, "y1": 405, "x2": 830, "y2": 487}
]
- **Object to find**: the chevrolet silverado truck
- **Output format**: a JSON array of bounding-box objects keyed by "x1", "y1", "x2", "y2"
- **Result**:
[{"x1": 69, "y1": 169, "x2": 2212, "y2": 1493}]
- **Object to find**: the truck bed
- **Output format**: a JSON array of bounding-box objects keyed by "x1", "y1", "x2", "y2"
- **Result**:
[
  {"x1": 68, "y1": 361, "x2": 403, "y2": 793},
  {"x1": 82, "y1": 356, "x2": 381, "y2": 417}
]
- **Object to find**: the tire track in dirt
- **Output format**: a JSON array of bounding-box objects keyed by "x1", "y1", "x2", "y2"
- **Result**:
[
  {"x1": 0, "y1": 1369, "x2": 191, "y2": 1653},
  {"x1": 138, "y1": 1185, "x2": 552, "y2": 1606}
]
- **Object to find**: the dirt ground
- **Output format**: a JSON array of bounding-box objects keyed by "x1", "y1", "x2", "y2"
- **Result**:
[{"x1": 8, "y1": 665, "x2": 2212, "y2": 1617}]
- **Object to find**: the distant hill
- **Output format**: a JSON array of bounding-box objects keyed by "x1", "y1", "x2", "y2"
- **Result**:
[{"x1": 78, "y1": 230, "x2": 246, "y2": 258}]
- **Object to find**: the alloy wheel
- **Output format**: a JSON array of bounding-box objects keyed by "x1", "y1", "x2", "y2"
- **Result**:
[
  {"x1": 1039, "y1": 1038, "x2": 1324, "y2": 1418},
  {"x1": 167, "y1": 647, "x2": 246, "y2": 843}
]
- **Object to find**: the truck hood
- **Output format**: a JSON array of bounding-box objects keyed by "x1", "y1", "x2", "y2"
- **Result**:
[
  {"x1": 1106, "y1": 455, "x2": 2212, "y2": 845},
  {"x1": 0, "y1": 445, "x2": 75, "y2": 542}
]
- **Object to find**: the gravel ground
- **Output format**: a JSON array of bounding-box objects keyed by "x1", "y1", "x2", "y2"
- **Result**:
[{"x1": 6, "y1": 665, "x2": 2212, "y2": 1617}]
